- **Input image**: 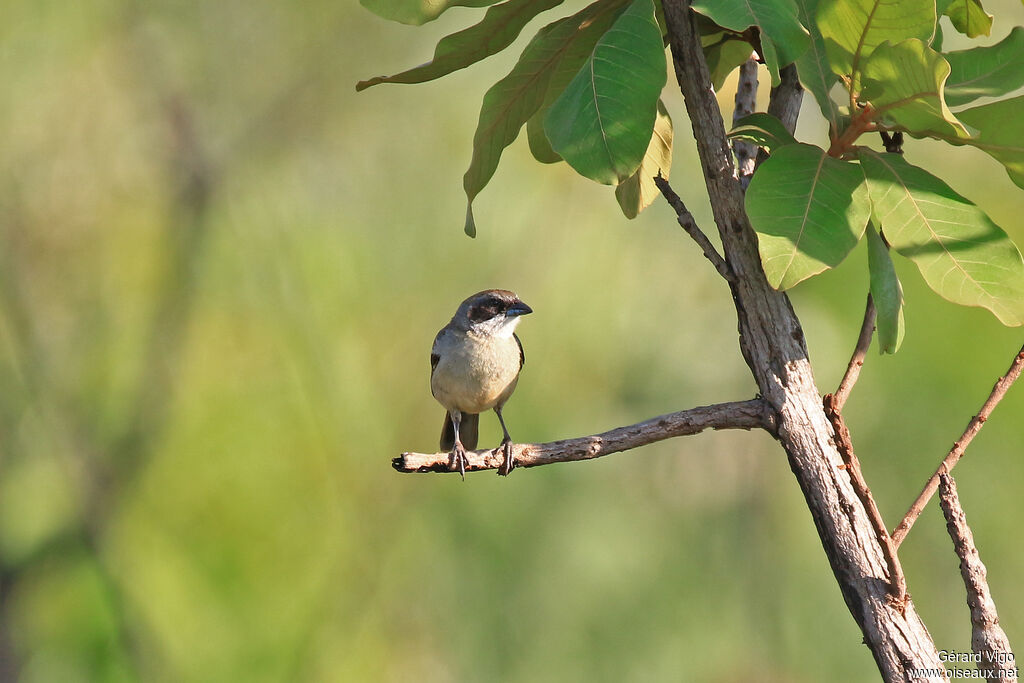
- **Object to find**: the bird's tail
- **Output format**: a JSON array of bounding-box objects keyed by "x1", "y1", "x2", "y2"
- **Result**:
[{"x1": 441, "y1": 412, "x2": 479, "y2": 451}]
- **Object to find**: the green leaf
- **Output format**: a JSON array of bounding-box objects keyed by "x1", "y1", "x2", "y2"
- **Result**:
[
  {"x1": 746, "y1": 143, "x2": 871, "y2": 289},
  {"x1": 361, "y1": 0, "x2": 499, "y2": 26},
  {"x1": 860, "y1": 39, "x2": 968, "y2": 140},
  {"x1": 944, "y1": 27, "x2": 1024, "y2": 107},
  {"x1": 817, "y1": 0, "x2": 935, "y2": 85},
  {"x1": 793, "y1": 0, "x2": 840, "y2": 131},
  {"x1": 956, "y1": 96, "x2": 1024, "y2": 191},
  {"x1": 866, "y1": 225, "x2": 905, "y2": 353},
  {"x1": 462, "y1": 0, "x2": 627, "y2": 234},
  {"x1": 356, "y1": 0, "x2": 565, "y2": 90},
  {"x1": 544, "y1": 0, "x2": 667, "y2": 185},
  {"x1": 615, "y1": 100, "x2": 673, "y2": 219},
  {"x1": 691, "y1": 0, "x2": 810, "y2": 84},
  {"x1": 524, "y1": 0, "x2": 630, "y2": 165},
  {"x1": 860, "y1": 149, "x2": 1024, "y2": 326},
  {"x1": 705, "y1": 38, "x2": 755, "y2": 92},
  {"x1": 526, "y1": 112, "x2": 562, "y2": 163},
  {"x1": 729, "y1": 112, "x2": 798, "y2": 152},
  {"x1": 944, "y1": 0, "x2": 992, "y2": 39}
]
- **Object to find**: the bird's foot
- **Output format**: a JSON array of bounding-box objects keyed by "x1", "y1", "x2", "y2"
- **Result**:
[
  {"x1": 449, "y1": 442, "x2": 467, "y2": 480},
  {"x1": 496, "y1": 438, "x2": 515, "y2": 477}
]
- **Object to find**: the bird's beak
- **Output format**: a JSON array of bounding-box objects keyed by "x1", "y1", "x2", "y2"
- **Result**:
[{"x1": 506, "y1": 300, "x2": 533, "y2": 317}]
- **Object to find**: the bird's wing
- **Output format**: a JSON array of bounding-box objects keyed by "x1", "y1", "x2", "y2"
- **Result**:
[{"x1": 514, "y1": 332, "x2": 525, "y2": 369}]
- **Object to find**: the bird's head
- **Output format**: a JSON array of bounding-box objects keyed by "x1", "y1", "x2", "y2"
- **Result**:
[{"x1": 453, "y1": 289, "x2": 532, "y2": 337}]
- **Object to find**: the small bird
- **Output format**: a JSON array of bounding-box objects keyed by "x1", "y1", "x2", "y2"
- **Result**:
[{"x1": 430, "y1": 289, "x2": 532, "y2": 478}]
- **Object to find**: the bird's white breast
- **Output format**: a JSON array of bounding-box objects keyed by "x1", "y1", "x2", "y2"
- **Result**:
[{"x1": 431, "y1": 328, "x2": 521, "y2": 415}]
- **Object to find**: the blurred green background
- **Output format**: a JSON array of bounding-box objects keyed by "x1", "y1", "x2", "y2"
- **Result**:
[{"x1": 1, "y1": 1, "x2": 1022, "y2": 681}]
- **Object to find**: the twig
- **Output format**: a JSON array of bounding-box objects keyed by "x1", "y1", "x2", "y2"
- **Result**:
[
  {"x1": 823, "y1": 394, "x2": 906, "y2": 606},
  {"x1": 653, "y1": 174, "x2": 734, "y2": 281},
  {"x1": 834, "y1": 294, "x2": 877, "y2": 410},
  {"x1": 395, "y1": 398, "x2": 772, "y2": 473},
  {"x1": 892, "y1": 343, "x2": 1024, "y2": 547},
  {"x1": 732, "y1": 58, "x2": 758, "y2": 187},
  {"x1": 938, "y1": 474, "x2": 1017, "y2": 681}
]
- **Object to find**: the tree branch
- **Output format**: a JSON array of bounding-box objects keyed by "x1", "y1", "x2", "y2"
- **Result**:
[
  {"x1": 892, "y1": 343, "x2": 1024, "y2": 547},
  {"x1": 823, "y1": 394, "x2": 906, "y2": 606},
  {"x1": 732, "y1": 58, "x2": 759, "y2": 187},
  {"x1": 394, "y1": 399, "x2": 772, "y2": 473},
  {"x1": 653, "y1": 174, "x2": 734, "y2": 281},
  {"x1": 661, "y1": 2, "x2": 943, "y2": 678},
  {"x1": 834, "y1": 294, "x2": 876, "y2": 410},
  {"x1": 938, "y1": 474, "x2": 1017, "y2": 682}
]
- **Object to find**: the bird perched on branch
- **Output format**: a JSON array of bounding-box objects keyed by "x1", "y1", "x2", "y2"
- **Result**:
[{"x1": 430, "y1": 289, "x2": 532, "y2": 478}]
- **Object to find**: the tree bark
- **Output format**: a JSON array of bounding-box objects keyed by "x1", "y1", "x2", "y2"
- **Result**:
[{"x1": 661, "y1": 2, "x2": 944, "y2": 680}]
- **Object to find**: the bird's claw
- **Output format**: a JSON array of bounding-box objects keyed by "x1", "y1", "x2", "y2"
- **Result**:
[
  {"x1": 450, "y1": 443, "x2": 467, "y2": 480},
  {"x1": 496, "y1": 439, "x2": 515, "y2": 477}
]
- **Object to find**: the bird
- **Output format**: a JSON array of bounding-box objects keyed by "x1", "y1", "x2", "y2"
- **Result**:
[{"x1": 430, "y1": 289, "x2": 532, "y2": 478}]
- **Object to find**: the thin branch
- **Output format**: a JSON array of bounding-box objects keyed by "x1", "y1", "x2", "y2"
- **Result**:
[
  {"x1": 892, "y1": 343, "x2": 1024, "y2": 547},
  {"x1": 732, "y1": 58, "x2": 759, "y2": 187},
  {"x1": 653, "y1": 173, "x2": 734, "y2": 281},
  {"x1": 823, "y1": 394, "x2": 906, "y2": 606},
  {"x1": 938, "y1": 474, "x2": 1017, "y2": 681},
  {"x1": 834, "y1": 294, "x2": 877, "y2": 410},
  {"x1": 754, "y1": 64, "x2": 803, "y2": 171},
  {"x1": 395, "y1": 399, "x2": 773, "y2": 473}
]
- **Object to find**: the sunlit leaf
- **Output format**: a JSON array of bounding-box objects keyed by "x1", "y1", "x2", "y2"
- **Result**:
[
  {"x1": 729, "y1": 112, "x2": 798, "y2": 152},
  {"x1": 705, "y1": 38, "x2": 755, "y2": 92},
  {"x1": 691, "y1": 0, "x2": 810, "y2": 84},
  {"x1": 866, "y1": 224, "x2": 905, "y2": 353},
  {"x1": 544, "y1": 0, "x2": 667, "y2": 185},
  {"x1": 860, "y1": 39, "x2": 967, "y2": 140},
  {"x1": 615, "y1": 100, "x2": 673, "y2": 219},
  {"x1": 944, "y1": 0, "x2": 992, "y2": 39},
  {"x1": 956, "y1": 96, "x2": 1024, "y2": 192},
  {"x1": 462, "y1": 0, "x2": 627, "y2": 235},
  {"x1": 356, "y1": 0, "x2": 565, "y2": 90},
  {"x1": 793, "y1": 0, "x2": 840, "y2": 131},
  {"x1": 817, "y1": 0, "x2": 935, "y2": 87},
  {"x1": 860, "y1": 149, "x2": 1024, "y2": 326},
  {"x1": 361, "y1": 0, "x2": 499, "y2": 26},
  {"x1": 944, "y1": 27, "x2": 1024, "y2": 107},
  {"x1": 746, "y1": 143, "x2": 871, "y2": 289}
]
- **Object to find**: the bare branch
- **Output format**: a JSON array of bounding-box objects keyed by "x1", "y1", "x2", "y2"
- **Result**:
[
  {"x1": 834, "y1": 294, "x2": 877, "y2": 410},
  {"x1": 823, "y1": 394, "x2": 906, "y2": 606},
  {"x1": 653, "y1": 174, "x2": 734, "y2": 281},
  {"x1": 893, "y1": 343, "x2": 1024, "y2": 547},
  {"x1": 395, "y1": 399, "x2": 772, "y2": 473},
  {"x1": 732, "y1": 58, "x2": 758, "y2": 187},
  {"x1": 938, "y1": 474, "x2": 1017, "y2": 681}
]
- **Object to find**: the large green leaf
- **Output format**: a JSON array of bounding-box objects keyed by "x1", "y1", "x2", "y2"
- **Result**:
[
  {"x1": 361, "y1": 0, "x2": 498, "y2": 26},
  {"x1": 691, "y1": 0, "x2": 810, "y2": 84},
  {"x1": 817, "y1": 0, "x2": 935, "y2": 86},
  {"x1": 860, "y1": 39, "x2": 967, "y2": 140},
  {"x1": 956, "y1": 96, "x2": 1024, "y2": 191},
  {"x1": 462, "y1": 0, "x2": 626, "y2": 235},
  {"x1": 544, "y1": 0, "x2": 667, "y2": 185},
  {"x1": 356, "y1": 0, "x2": 565, "y2": 90},
  {"x1": 866, "y1": 224, "x2": 905, "y2": 353},
  {"x1": 615, "y1": 100, "x2": 672, "y2": 219},
  {"x1": 746, "y1": 143, "x2": 871, "y2": 289},
  {"x1": 860, "y1": 150, "x2": 1024, "y2": 326},
  {"x1": 793, "y1": 0, "x2": 840, "y2": 131},
  {"x1": 729, "y1": 112, "x2": 798, "y2": 152},
  {"x1": 944, "y1": 27, "x2": 1024, "y2": 107},
  {"x1": 524, "y1": 0, "x2": 629, "y2": 165},
  {"x1": 944, "y1": 0, "x2": 992, "y2": 39}
]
